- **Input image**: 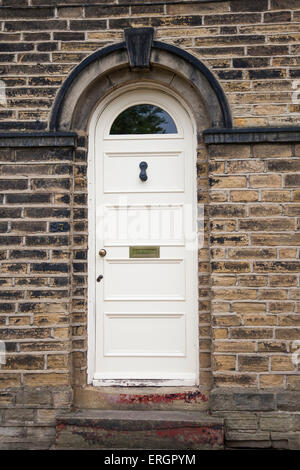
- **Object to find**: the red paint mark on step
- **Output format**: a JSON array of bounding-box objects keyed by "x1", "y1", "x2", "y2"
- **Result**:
[
  {"x1": 118, "y1": 390, "x2": 207, "y2": 405},
  {"x1": 56, "y1": 422, "x2": 67, "y2": 432},
  {"x1": 155, "y1": 425, "x2": 223, "y2": 446}
]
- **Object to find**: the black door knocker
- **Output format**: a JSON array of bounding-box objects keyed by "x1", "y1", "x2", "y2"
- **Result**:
[{"x1": 139, "y1": 161, "x2": 148, "y2": 182}]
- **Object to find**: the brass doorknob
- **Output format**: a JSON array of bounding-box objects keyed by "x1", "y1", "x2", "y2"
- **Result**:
[{"x1": 99, "y1": 249, "x2": 107, "y2": 257}]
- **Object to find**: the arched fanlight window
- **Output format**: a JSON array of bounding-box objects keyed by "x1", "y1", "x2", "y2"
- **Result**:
[{"x1": 110, "y1": 104, "x2": 178, "y2": 135}]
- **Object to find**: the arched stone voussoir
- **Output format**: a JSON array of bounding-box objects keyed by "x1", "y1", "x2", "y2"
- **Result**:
[{"x1": 50, "y1": 41, "x2": 232, "y2": 132}]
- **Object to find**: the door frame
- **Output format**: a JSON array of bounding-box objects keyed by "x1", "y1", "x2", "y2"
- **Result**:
[{"x1": 87, "y1": 82, "x2": 199, "y2": 385}]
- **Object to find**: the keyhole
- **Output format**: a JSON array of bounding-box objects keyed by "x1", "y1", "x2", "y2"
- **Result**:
[{"x1": 139, "y1": 161, "x2": 148, "y2": 182}]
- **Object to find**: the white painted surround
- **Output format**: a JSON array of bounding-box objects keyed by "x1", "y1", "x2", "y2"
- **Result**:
[{"x1": 87, "y1": 84, "x2": 199, "y2": 386}]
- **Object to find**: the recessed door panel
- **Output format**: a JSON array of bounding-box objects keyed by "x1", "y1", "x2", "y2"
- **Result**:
[
  {"x1": 101, "y1": 204, "x2": 185, "y2": 246},
  {"x1": 103, "y1": 151, "x2": 184, "y2": 193},
  {"x1": 103, "y1": 312, "x2": 186, "y2": 357},
  {"x1": 104, "y1": 259, "x2": 185, "y2": 301}
]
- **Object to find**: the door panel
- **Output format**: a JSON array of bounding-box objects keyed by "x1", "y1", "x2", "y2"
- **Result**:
[{"x1": 91, "y1": 88, "x2": 198, "y2": 386}]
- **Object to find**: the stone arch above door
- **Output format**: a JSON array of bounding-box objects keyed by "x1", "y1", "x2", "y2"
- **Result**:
[{"x1": 49, "y1": 38, "x2": 232, "y2": 133}]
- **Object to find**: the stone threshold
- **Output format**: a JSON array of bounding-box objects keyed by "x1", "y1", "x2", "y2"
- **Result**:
[{"x1": 73, "y1": 386, "x2": 210, "y2": 411}]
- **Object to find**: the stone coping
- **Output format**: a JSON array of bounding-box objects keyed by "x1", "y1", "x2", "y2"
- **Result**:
[
  {"x1": 0, "y1": 132, "x2": 77, "y2": 148},
  {"x1": 204, "y1": 127, "x2": 300, "y2": 144}
]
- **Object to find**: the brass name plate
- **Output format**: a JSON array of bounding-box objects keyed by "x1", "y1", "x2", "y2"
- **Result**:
[{"x1": 129, "y1": 246, "x2": 160, "y2": 258}]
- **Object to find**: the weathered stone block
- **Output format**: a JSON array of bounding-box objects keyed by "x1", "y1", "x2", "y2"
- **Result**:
[
  {"x1": 277, "y1": 393, "x2": 300, "y2": 412},
  {"x1": 16, "y1": 388, "x2": 52, "y2": 407},
  {"x1": 211, "y1": 390, "x2": 276, "y2": 412},
  {"x1": 55, "y1": 410, "x2": 224, "y2": 450}
]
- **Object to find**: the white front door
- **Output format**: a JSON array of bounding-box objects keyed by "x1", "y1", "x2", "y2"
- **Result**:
[{"x1": 89, "y1": 87, "x2": 198, "y2": 386}]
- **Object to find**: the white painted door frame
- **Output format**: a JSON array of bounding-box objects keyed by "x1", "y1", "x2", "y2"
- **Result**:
[{"x1": 87, "y1": 83, "x2": 199, "y2": 386}]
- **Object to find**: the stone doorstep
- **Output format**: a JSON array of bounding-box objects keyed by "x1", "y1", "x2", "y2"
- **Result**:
[{"x1": 55, "y1": 410, "x2": 224, "y2": 450}]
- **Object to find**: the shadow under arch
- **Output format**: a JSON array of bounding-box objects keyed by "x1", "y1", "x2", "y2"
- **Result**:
[{"x1": 49, "y1": 40, "x2": 232, "y2": 132}]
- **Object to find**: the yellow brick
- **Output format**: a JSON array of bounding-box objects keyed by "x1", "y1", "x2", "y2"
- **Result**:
[
  {"x1": 211, "y1": 302, "x2": 231, "y2": 313},
  {"x1": 214, "y1": 341, "x2": 256, "y2": 353},
  {"x1": 212, "y1": 261, "x2": 250, "y2": 273},
  {"x1": 260, "y1": 375, "x2": 284, "y2": 389},
  {"x1": 249, "y1": 204, "x2": 282, "y2": 217},
  {"x1": 33, "y1": 313, "x2": 69, "y2": 326},
  {"x1": 47, "y1": 354, "x2": 69, "y2": 370},
  {"x1": 249, "y1": 174, "x2": 282, "y2": 188},
  {"x1": 53, "y1": 327, "x2": 70, "y2": 339},
  {"x1": 270, "y1": 275, "x2": 297, "y2": 286},
  {"x1": 260, "y1": 289, "x2": 287, "y2": 300},
  {"x1": 230, "y1": 190, "x2": 259, "y2": 202},
  {"x1": 156, "y1": 27, "x2": 219, "y2": 38},
  {"x1": 211, "y1": 247, "x2": 226, "y2": 258},
  {"x1": 167, "y1": 2, "x2": 228, "y2": 14},
  {"x1": 214, "y1": 374, "x2": 258, "y2": 388},
  {"x1": 23, "y1": 373, "x2": 70, "y2": 387},
  {"x1": 213, "y1": 288, "x2": 257, "y2": 300},
  {"x1": 208, "y1": 144, "x2": 250, "y2": 159},
  {"x1": 214, "y1": 355, "x2": 236, "y2": 371},
  {"x1": 239, "y1": 355, "x2": 269, "y2": 372},
  {"x1": 262, "y1": 190, "x2": 290, "y2": 202},
  {"x1": 210, "y1": 176, "x2": 247, "y2": 189},
  {"x1": 253, "y1": 143, "x2": 292, "y2": 158},
  {"x1": 87, "y1": 31, "x2": 123, "y2": 40},
  {"x1": 254, "y1": 104, "x2": 287, "y2": 116},
  {"x1": 210, "y1": 219, "x2": 236, "y2": 232},
  {"x1": 233, "y1": 302, "x2": 267, "y2": 313},
  {"x1": 227, "y1": 160, "x2": 264, "y2": 173},
  {"x1": 271, "y1": 356, "x2": 295, "y2": 371},
  {"x1": 210, "y1": 191, "x2": 228, "y2": 202},
  {"x1": 9, "y1": 316, "x2": 31, "y2": 326},
  {"x1": 228, "y1": 248, "x2": 276, "y2": 259},
  {"x1": 0, "y1": 374, "x2": 20, "y2": 388},
  {"x1": 243, "y1": 314, "x2": 277, "y2": 326},
  {"x1": 279, "y1": 249, "x2": 298, "y2": 258},
  {"x1": 234, "y1": 117, "x2": 267, "y2": 127},
  {"x1": 213, "y1": 315, "x2": 241, "y2": 327},
  {"x1": 292, "y1": 190, "x2": 300, "y2": 201},
  {"x1": 238, "y1": 275, "x2": 268, "y2": 287},
  {"x1": 212, "y1": 276, "x2": 236, "y2": 286},
  {"x1": 286, "y1": 375, "x2": 300, "y2": 391},
  {"x1": 213, "y1": 328, "x2": 228, "y2": 339}
]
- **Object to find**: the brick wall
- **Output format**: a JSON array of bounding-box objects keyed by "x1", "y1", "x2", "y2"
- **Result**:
[
  {"x1": 0, "y1": 0, "x2": 299, "y2": 129},
  {"x1": 207, "y1": 139, "x2": 300, "y2": 449},
  {"x1": 0, "y1": 139, "x2": 74, "y2": 448},
  {"x1": 0, "y1": 143, "x2": 73, "y2": 387},
  {"x1": 209, "y1": 141, "x2": 300, "y2": 391}
]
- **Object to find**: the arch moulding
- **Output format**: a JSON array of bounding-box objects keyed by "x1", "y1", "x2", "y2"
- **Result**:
[{"x1": 49, "y1": 40, "x2": 232, "y2": 134}]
